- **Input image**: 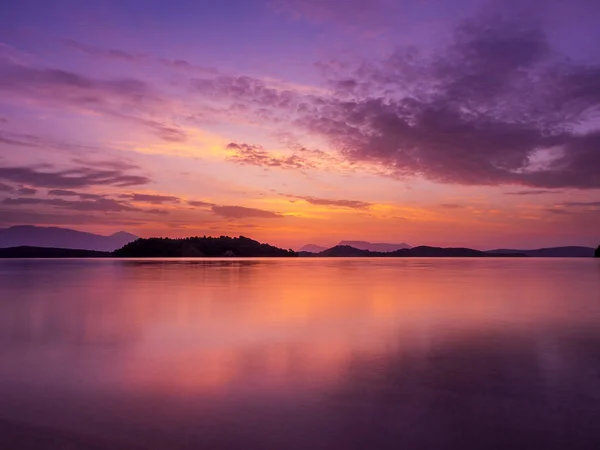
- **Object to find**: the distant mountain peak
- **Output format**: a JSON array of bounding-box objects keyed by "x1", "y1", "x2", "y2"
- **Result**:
[
  {"x1": 0, "y1": 225, "x2": 139, "y2": 252},
  {"x1": 110, "y1": 231, "x2": 138, "y2": 239},
  {"x1": 299, "y1": 244, "x2": 328, "y2": 253}
]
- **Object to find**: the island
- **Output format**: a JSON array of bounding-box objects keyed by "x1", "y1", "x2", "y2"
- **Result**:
[
  {"x1": 0, "y1": 246, "x2": 110, "y2": 258},
  {"x1": 113, "y1": 236, "x2": 297, "y2": 257},
  {"x1": 302, "y1": 245, "x2": 525, "y2": 258}
]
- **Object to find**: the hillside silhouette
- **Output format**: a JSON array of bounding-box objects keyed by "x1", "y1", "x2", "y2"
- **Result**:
[
  {"x1": 0, "y1": 226, "x2": 137, "y2": 251},
  {"x1": 113, "y1": 236, "x2": 297, "y2": 257},
  {"x1": 488, "y1": 246, "x2": 595, "y2": 257},
  {"x1": 306, "y1": 245, "x2": 525, "y2": 258},
  {"x1": 338, "y1": 241, "x2": 411, "y2": 252},
  {"x1": 0, "y1": 246, "x2": 110, "y2": 258}
]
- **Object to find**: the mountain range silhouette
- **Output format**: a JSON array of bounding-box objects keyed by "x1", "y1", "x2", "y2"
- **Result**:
[{"x1": 0, "y1": 226, "x2": 596, "y2": 258}]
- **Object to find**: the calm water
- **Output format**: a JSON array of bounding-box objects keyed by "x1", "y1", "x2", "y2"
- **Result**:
[{"x1": 0, "y1": 258, "x2": 599, "y2": 449}]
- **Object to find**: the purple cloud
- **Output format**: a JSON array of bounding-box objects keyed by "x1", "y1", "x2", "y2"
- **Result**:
[
  {"x1": 297, "y1": 18, "x2": 600, "y2": 189},
  {"x1": 0, "y1": 165, "x2": 151, "y2": 188},
  {"x1": 289, "y1": 195, "x2": 372, "y2": 209},
  {"x1": 64, "y1": 39, "x2": 218, "y2": 74},
  {"x1": 0, "y1": 131, "x2": 48, "y2": 148},
  {"x1": 505, "y1": 190, "x2": 560, "y2": 195},
  {"x1": 48, "y1": 189, "x2": 105, "y2": 200},
  {"x1": 16, "y1": 187, "x2": 37, "y2": 195},
  {"x1": 0, "y1": 58, "x2": 185, "y2": 142},
  {"x1": 2, "y1": 197, "x2": 168, "y2": 215},
  {"x1": 558, "y1": 201, "x2": 600, "y2": 207},
  {"x1": 123, "y1": 193, "x2": 181, "y2": 204},
  {"x1": 0, "y1": 62, "x2": 149, "y2": 104},
  {"x1": 0, "y1": 209, "x2": 151, "y2": 227},
  {"x1": 211, "y1": 205, "x2": 283, "y2": 219},
  {"x1": 188, "y1": 200, "x2": 215, "y2": 208},
  {"x1": 226, "y1": 142, "x2": 315, "y2": 170}
]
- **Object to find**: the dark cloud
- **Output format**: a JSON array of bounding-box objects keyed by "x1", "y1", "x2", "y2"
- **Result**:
[
  {"x1": 558, "y1": 201, "x2": 600, "y2": 207},
  {"x1": 0, "y1": 165, "x2": 150, "y2": 188},
  {"x1": 226, "y1": 142, "x2": 315, "y2": 170},
  {"x1": 2, "y1": 197, "x2": 167, "y2": 215},
  {"x1": 0, "y1": 132, "x2": 113, "y2": 159},
  {"x1": 192, "y1": 76, "x2": 300, "y2": 118},
  {"x1": 439, "y1": 203, "x2": 463, "y2": 209},
  {"x1": 289, "y1": 195, "x2": 372, "y2": 209},
  {"x1": 504, "y1": 190, "x2": 560, "y2": 195},
  {"x1": 3, "y1": 197, "x2": 136, "y2": 212},
  {"x1": 0, "y1": 209, "x2": 147, "y2": 227},
  {"x1": 16, "y1": 187, "x2": 37, "y2": 195},
  {"x1": 211, "y1": 205, "x2": 283, "y2": 219},
  {"x1": 297, "y1": 17, "x2": 600, "y2": 189},
  {"x1": 188, "y1": 200, "x2": 215, "y2": 208},
  {"x1": 123, "y1": 193, "x2": 181, "y2": 204},
  {"x1": 47, "y1": 189, "x2": 105, "y2": 200},
  {"x1": 48, "y1": 189, "x2": 79, "y2": 196},
  {"x1": 145, "y1": 208, "x2": 170, "y2": 216}
]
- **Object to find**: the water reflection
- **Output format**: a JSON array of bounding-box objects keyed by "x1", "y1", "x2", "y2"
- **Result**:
[{"x1": 0, "y1": 258, "x2": 599, "y2": 449}]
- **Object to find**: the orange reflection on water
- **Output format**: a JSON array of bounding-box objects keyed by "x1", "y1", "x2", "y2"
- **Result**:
[{"x1": 2, "y1": 258, "x2": 594, "y2": 397}]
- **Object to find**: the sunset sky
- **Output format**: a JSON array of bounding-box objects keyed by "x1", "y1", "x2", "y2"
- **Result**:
[{"x1": 0, "y1": 0, "x2": 598, "y2": 250}]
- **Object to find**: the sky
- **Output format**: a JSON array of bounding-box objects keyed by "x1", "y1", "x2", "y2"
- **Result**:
[{"x1": 0, "y1": 0, "x2": 598, "y2": 250}]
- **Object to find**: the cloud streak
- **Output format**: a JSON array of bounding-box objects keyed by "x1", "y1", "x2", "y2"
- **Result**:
[
  {"x1": 504, "y1": 190, "x2": 560, "y2": 196},
  {"x1": 188, "y1": 200, "x2": 215, "y2": 208},
  {"x1": 289, "y1": 195, "x2": 372, "y2": 209},
  {"x1": 123, "y1": 193, "x2": 181, "y2": 204},
  {"x1": 48, "y1": 189, "x2": 105, "y2": 200},
  {"x1": 2, "y1": 197, "x2": 167, "y2": 215},
  {"x1": 64, "y1": 39, "x2": 218, "y2": 75},
  {"x1": 226, "y1": 142, "x2": 315, "y2": 170},
  {"x1": 211, "y1": 205, "x2": 283, "y2": 219},
  {"x1": 0, "y1": 165, "x2": 151, "y2": 188}
]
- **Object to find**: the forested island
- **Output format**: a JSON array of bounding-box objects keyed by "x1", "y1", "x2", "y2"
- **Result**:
[
  {"x1": 113, "y1": 236, "x2": 297, "y2": 257},
  {"x1": 302, "y1": 245, "x2": 525, "y2": 257}
]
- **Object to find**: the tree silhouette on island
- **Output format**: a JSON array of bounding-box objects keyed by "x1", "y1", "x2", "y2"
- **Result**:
[
  {"x1": 113, "y1": 236, "x2": 297, "y2": 258},
  {"x1": 596, "y1": 246, "x2": 600, "y2": 258}
]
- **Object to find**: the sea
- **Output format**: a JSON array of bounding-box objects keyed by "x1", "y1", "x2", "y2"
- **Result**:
[{"x1": 0, "y1": 257, "x2": 599, "y2": 449}]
